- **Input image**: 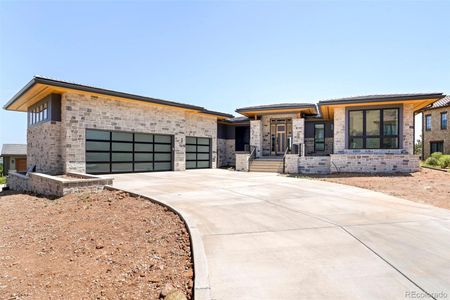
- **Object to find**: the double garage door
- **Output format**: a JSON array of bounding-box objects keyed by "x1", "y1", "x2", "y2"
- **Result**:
[{"x1": 86, "y1": 129, "x2": 211, "y2": 174}]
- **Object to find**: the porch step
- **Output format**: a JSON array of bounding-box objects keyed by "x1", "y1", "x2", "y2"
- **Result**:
[{"x1": 249, "y1": 159, "x2": 283, "y2": 173}]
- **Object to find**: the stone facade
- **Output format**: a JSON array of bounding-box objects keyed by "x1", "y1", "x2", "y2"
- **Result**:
[
  {"x1": 402, "y1": 104, "x2": 415, "y2": 154},
  {"x1": 7, "y1": 172, "x2": 113, "y2": 197},
  {"x1": 423, "y1": 106, "x2": 450, "y2": 158},
  {"x1": 235, "y1": 153, "x2": 250, "y2": 171},
  {"x1": 330, "y1": 154, "x2": 419, "y2": 173},
  {"x1": 27, "y1": 121, "x2": 63, "y2": 175},
  {"x1": 299, "y1": 156, "x2": 331, "y2": 174},
  {"x1": 218, "y1": 138, "x2": 236, "y2": 167},
  {"x1": 59, "y1": 92, "x2": 218, "y2": 173},
  {"x1": 333, "y1": 107, "x2": 346, "y2": 153},
  {"x1": 250, "y1": 120, "x2": 263, "y2": 157},
  {"x1": 284, "y1": 154, "x2": 299, "y2": 174},
  {"x1": 261, "y1": 113, "x2": 297, "y2": 156}
]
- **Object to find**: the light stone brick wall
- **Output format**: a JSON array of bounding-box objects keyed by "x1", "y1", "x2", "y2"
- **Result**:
[
  {"x1": 60, "y1": 92, "x2": 218, "y2": 173},
  {"x1": 330, "y1": 154, "x2": 419, "y2": 173},
  {"x1": 333, "y1": 107, "x2": 346, "y2": 153},
  {"x1": 250, "y1": 120, "x2": 263, "y2": 157},
  {"x1": 284, "y1": 154, "x2": 299, "y2": 174},
  {"x1": 218, "y1": 138, "x2": 236, "y2": 167},
  {"x1": 27, "y1": 121, "x2": 63, "y2": 175},
  {"x1": 292, "y1": 118, "x2": 305, "y2": 147},
  {"x1": 402, "y1": 103, "x2": 415, "y2": 154},
  {"x1": 7, "y1": 172, "x2": 113, "y2": 197},
  {"x1": 422, "y1": 106, "x2": 450, "y2": 158},
  {"x1": 235, "y1": 153, "x2": 250, "y2": 171},
  {"x1": 299, "y1": 156, "x2": 331, "y2": 174}
]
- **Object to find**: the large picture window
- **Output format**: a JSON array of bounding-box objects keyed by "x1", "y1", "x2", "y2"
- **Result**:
[{"x1": 348, "y1": 108, "x2": 399, "y2": 149}]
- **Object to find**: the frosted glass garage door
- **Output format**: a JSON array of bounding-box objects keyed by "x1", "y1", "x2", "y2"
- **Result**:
[
  {"x1": 85, "y1": 129, "x2": 173, "y2": 174},
  {"x1": 186, "y1": 137, "x2": 211, "y2": 169}
]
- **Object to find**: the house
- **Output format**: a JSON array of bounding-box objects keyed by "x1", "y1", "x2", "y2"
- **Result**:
[
  {"x1": 1, "y1": 144, "x2": 27, "y2": 174},
  {"x1": 421, "y1": 96, "x2": 450, "y2": 158},
  {"x1": 3, "y1": 76, "x2": 446, "y2": 175}
]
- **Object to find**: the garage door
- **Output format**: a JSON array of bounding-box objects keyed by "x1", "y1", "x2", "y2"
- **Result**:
[
  {"x1": 85, "y1": 129, "x2": 173, "y2": 174},
  {"x1": 186, "y1": 136, "x2": 211, "y2": 169}
]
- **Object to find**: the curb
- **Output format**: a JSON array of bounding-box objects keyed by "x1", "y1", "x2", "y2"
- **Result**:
[
  {"x1": 421, "y1": 166, "x2": 449, "y2": 173},
  {"x1": 104, "y1": 186, "x2": 211, "y2": 300}
]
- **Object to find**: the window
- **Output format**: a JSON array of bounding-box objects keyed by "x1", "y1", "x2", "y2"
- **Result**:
[
  {"x1": 441, "y1": 112, "x2": 448, "y2": 130},
  {"x1": 425, "y1": 114, "x2": 431, "y2": 131},
  {"x1": 186, "y1": 137, "x2": 211, "y2": 169},
  {"x1": 430, "y1": 141, "x2": 444, "y2": 154},
  {"x1": 314, "y1": 123, "x2": 325, "y2": 151},
  {"x1": 28, "y1": 100, "x2": 49, "y2": 125},
  {"x1": 348, "y1": 108, "x2": 399, "y2": 149}
]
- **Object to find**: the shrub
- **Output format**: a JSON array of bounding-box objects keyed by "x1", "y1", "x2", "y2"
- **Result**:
[
  {"x1": 431, "y1": 152, "x2": 443, "y2": 159},
  {"x1": 438, "y1": 155, "x2": 450, "y2": 169},
  {"x1": 0, "y1": 177, "x2": 5, "y2": 185},
  {"x1": 425, "y1": 156, "x2": 439, "y2": 166}
]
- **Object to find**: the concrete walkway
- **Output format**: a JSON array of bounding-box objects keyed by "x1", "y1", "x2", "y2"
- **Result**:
[{"x1": 112, "y1": 169, "x2": 450, "y2": 300}]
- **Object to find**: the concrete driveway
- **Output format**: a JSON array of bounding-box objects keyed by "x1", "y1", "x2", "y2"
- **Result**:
[{"x1": 112, "y1": 169, "x2": 450, "y2": 300}]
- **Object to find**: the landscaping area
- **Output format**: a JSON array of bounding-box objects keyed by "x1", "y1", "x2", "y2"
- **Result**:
[
  {"x1": 305, "y1": 168, "x2": 450, "y2": 210},
  {"x1": 421, "y1": 152, "x2": 450, "y2": 172},
  {"x1": 0, "y1": 190, "x2": 193, "y2": 299}
]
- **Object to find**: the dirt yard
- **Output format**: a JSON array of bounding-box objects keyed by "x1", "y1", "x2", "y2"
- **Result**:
[
  {"x1": 0, "y1": 190, "x2": 193, "y2": 300},
  {"x1": 309, "y1": 168, "x2": 450, "y2": 210}
]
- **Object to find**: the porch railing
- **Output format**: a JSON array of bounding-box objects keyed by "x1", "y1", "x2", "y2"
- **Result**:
[{"x1": 248, "y1": 146, "x2": 256, "y2": 171}]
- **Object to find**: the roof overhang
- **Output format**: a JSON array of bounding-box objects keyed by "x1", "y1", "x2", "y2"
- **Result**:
[
  {"x1": 318, "y1": 93, "x2": 445, "y2": 119},
  {"x1": 235, "y1": 103, "x2": 317, "y2": 118},
  {"x1": 3, "y1": 76, "x2": 233, "y2": 119}
]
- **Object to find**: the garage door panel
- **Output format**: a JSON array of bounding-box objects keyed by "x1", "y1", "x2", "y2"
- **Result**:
[
  {"x1": 86, "y1": 129, "x2": 173, "y2": 174},
  {"x1": 186, "y1": 136, "x2": 211, "y2": 169}
]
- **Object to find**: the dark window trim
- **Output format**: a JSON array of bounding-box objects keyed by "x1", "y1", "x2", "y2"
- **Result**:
[
  {"x1": 85, "y1": 129, "x2": 173, "y2": 174},
  {"x1": 441, "y1": 111, "x2": 448, "y2": 130},
  {"x1": 348, "y1": 108, "x2": 400, "y2": 149},
  {"x1": 28, "y1": 98, "x2": 50, "y2": 126},
  {"x1": 313, "y1": 123, "x2": 325, "y2": 152},
  {"x1": 425, "y1": 114, "x2": 432, "y2": 131}
]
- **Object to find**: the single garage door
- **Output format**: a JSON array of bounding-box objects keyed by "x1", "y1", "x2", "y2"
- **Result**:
[
  {"x1": 186, "y1": 136, "x2": 211, "y2": 169},
  {"x1": 85, "y1": 129, "x2": 173, "y2": 174}
]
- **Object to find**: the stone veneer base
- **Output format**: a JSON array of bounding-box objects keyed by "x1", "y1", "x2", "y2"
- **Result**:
[{"x1": 7, "y1": 172, "x2": 113, "y2": 197}]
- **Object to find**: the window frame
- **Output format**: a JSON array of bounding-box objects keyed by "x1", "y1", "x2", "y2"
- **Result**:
[
  {"x1": 28, "y1": 99, "x2": 50, "y2": 126},
  {"x1": 347, "y1": 108, "x2": 400, "y2": 150},
  {"x1": 313, "y1": 123, "x2": 325, "y2": 152},
  {"x1": 441, "y1": 112, "x2": 448, "y2": 130},
  {"x1": 185, "y1": 136, "x2": 212, "y2": 169},
  {"x1": 425, "y1": 114, "x2": 432, "y2": 131},
  {"x1": 430, "y1": 141, "x2": 444, "y2": 154}
]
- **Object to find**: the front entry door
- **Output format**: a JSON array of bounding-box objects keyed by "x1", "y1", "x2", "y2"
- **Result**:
[{"x1": 276, "y1": 124, "x2": 286, "y2": 154}]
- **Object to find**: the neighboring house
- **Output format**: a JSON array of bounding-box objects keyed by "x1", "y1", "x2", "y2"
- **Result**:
[
  {"x1": 421, "y1": 96, "x2": 450, "y2": 158},
  {"x1": 3, "y1": 76, "x2": 446, "y2": 175},
  {"x1": 0, "y1": 144, "x2": 27, "y2": 174}
]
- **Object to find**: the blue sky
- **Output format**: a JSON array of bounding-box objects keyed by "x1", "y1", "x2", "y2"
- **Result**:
[{"x1": 1, "y1": 0, "x2": 449, "y2": 146}]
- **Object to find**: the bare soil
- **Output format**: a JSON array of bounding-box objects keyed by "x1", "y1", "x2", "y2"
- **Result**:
[
  {"x1": 0, "y1": 190, "x2": 193, "y2": 299},
  {"x1": 308, "y1": 168, "x2": 450, "y2": 210}
]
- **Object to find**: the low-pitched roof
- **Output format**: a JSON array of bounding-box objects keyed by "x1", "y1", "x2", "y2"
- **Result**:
[
  {"x1": 421, "y1": 95, "x2": 450, "y2": 111},
  {"x1": 235, "y1": 103, "x2": 317, "y2": 117},
  {"x1": 3, "y1": 76, "x2": 234, "y2": 119},
  {"x1": 318, "y1": 93, "x2": 445, "y2": 105},
  {"x1": 1, "y1": 144, "x2": 27, "y2": 156}
]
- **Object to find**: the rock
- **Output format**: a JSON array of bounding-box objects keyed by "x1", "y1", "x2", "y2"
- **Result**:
[
  {"x1": 160, "y1": 283, "x2": 174, "y2": 298},
  {"x1": 164, "y1": 290, "x2": 187, "y2": 300}
]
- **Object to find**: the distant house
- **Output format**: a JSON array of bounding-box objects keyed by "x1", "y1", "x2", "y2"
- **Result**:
[
  {"x1": 421, "y1": 96, "x2": 450, "y2": 158},
  {"x1": 1, "y1": 144, "x2": 27, "y2": 174}
]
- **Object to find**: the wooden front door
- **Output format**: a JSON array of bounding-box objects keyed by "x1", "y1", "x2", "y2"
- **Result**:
[{"x1": 15, "y1": 158, "x2": 27, "y2": 172}]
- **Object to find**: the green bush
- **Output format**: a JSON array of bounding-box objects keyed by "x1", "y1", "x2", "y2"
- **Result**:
[
  {"x1": 0, "y1": 177, "x2": 5, "y2": 185},
  {"x1": 425, "y1": 156, "x2": 439, "y2": 166},
  {"x1": 431, "y1": 152, "x2": 443, "y2": 159},
  {"x1": 438, "y1": 155, "x2": 450, "y2": 169}
]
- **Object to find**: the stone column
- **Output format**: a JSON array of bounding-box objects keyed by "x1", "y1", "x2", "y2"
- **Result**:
[
  {"x1": 333, "y1": 107, "x2": 346, "y2": 153},
  {"x1": 250, "y1": 120, "x2": 263, "y2": 157},
  {"x1": 292, "y1": 118, "x2": 305, "y2": 155},
  {"x1": 402, "y1": 104, "x2": 415, "y2": 154}
]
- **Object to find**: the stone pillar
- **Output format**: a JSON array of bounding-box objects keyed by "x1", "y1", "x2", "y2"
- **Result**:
[
  {"x1": 292, "y1": 118, "x2": 305, "y2": 151},
  {"x1": 250, "y1": 120, "x2": 263, "y2": 157},
  {"x1": 402, "y1": 104, "x2": 415, "y2": 154},
  {"x1": 333, "y1": 107, "x2": 346, "y2": 153}
]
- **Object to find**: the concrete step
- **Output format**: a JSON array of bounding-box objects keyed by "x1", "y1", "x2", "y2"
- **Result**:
[{"x1": 249, "y1": 159, "x2": 283, "y2": 173}]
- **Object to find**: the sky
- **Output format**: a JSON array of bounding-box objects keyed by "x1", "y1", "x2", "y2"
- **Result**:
[{"x1": 1, "y1": 0, "x2": 449, "y2": 147}]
